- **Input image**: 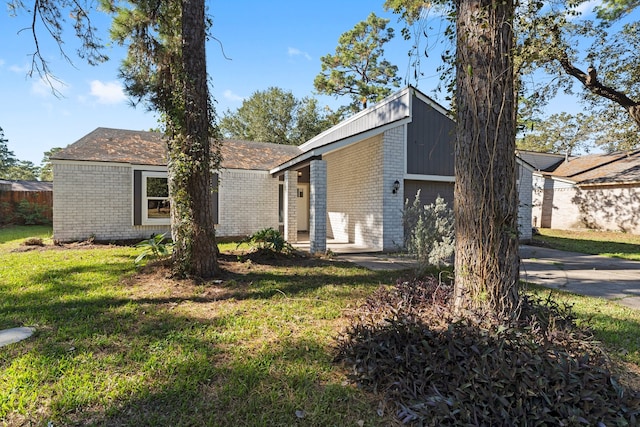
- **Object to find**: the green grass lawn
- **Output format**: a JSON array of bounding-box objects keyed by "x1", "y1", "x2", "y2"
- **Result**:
[
  {"x1": 0, "y1": 226, "x2": 398, "y2": 426},
  {"x1": 1, "y1": 225, "x2": 639, "y2": 425},
  {"x1": 533, "y1": 228, "x2": 640, "y2": 260}
]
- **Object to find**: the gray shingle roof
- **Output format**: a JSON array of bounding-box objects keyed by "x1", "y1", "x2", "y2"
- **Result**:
[
  {"x1": 548, "y1": 150, "x2": 640, "y2": 185},
  {"x1": 52, "y1": 127, "x2": 301, "y2": 171},
  {"x1": 0, "y1": 180, "x2": 53, "y2": 191}
]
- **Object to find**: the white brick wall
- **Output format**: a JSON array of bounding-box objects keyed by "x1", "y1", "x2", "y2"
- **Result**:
[
  {"x1": 309, "y1": 160, "x2": 327, "y2": 254},
  {"x1": 53, "y1": 162, "x2": 168, "y2": 242},
  {"x1": 54, "y1": 162, "x2": 280, "y2": 242},
  {"x1": 283, "y1": 170, "x2": 298, "y2": 242},
  {"x1": 325, "y1": 134, "x2": 384, "y2": 250},
  {"x1": 324, "y1": 126, "x2": 405, "y2": 251},
  {"x1": 382, "y1": 127, "x2": 405, "y2": 250},
  {"x1": 216, "y1": 169, "x2": 280, "y2": 238},
  {"x1": 517, "y1": 165, "x2": 533, "y2": 241}
]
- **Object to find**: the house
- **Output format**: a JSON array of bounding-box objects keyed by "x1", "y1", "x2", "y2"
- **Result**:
[
  {"x1": 531, "y1": 149, "x2": 640, "y2": 234},
  {"x1": 0, "y1": 179, "x2": 53, "y2": 224},
  {"x1": 52, "y1": 86, "x2": 533, "y2": 251}
]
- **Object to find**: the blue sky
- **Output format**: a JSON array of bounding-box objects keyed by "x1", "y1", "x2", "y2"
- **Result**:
[{"x1": 0, "y1": 0, "x2": 632, "y2": 165}]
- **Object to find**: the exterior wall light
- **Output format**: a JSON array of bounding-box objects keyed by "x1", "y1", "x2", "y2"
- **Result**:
[{"x1": 392, "y1": 180, "x2": 400, "y2": 194}]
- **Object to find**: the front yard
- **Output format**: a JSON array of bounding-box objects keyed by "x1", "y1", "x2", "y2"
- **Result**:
[
  {"x1": 1, "y1": 226, "x2": 639, "y2": 425},
  {"x1": 0, "y1": 226, "x2": 398, "y2": 426}
]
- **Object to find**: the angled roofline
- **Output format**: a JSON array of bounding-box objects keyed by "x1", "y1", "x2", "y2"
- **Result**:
[
  {"x1": 271, "y1": 86, "x2": 451, "y2": 175},
  {"x1": 556, "y1": 148, "x2": 640, "y2": 179},
  {"x1": 270, "y1": 118, "x2": 411, "y2": 175}
]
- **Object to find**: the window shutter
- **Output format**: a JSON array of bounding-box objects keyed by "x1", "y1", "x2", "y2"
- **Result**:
[
  {"x1": 212, "y1": 173, "x2": 219, "y2": 225},
  {"x1": 133, "y1": 170, "x2": 142, "y2": 225}
]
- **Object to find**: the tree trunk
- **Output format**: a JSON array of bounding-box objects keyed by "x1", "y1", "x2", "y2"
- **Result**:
[
  {"x1": 453, "y1": 0, "x2": 519, "y2": 319},
  {"x1": 168, "y1": 0, "x2": 218, "y2": 278}
]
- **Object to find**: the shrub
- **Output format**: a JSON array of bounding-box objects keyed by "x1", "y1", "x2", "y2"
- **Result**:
[
  {"x1": 403, "y1": 191, "x2": 455, "y2": 269},
  {"x1": 335, "y1": 278, "x2": 640, "y2": 425},
  {"x1": 0, "y1": 202, "x2": 14, "y2": 225},
  {"x1": 239, "y1": 228, "x2": 293, "y2": 254},
  {"x1": 14, "y1": 199, "x2": 51, "y2": 225},
  {"x1": 135, "y1": 233, "x2": 173, "y2": 265}
]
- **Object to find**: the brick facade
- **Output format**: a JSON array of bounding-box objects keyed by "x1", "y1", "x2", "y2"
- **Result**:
[
  {"x1": 216, "y1": 169, "x2": 280, "y2": 238},
  {"x1": 309, "y1": 160, "x2": 327, "y2": 254},
  {"x1": 323, "y1": 126, "x2": 405, "y2": 251},
  {"x1": 517, "y1": 164, "x2": 533, "y2": 242},
  {"x1": 53, "y1": 162, "x2": 168, "y2": 242},
  {"x1": 325, "y1": 134, "x2": 384, "y2": 249},
  {"x1": 532, "y1": 175, "x2": 640, "y2": 234},
  {"x1": 283, "y1": 170, "x2": 298, "y2": 242},
  {"x1": 53, "y1": 162, "x2": 280, "y2": 242},
  {"x1": 381, "y1": 127, "x2": 405, "y2": 250}
]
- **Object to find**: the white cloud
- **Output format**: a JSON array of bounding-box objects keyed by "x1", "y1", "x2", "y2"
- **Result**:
[
  {"x1": 223, "y1": 89, "x2": 244, "y2": 102},
  {"x1": 0, "y1": 59, "x2": 5, "y2": 67},
  {"x1": 31, "y1": 75, "x2": 68, "y2": 97},
  {"x1": 89, "y1": 80, "x2": 127, "y2": 104},
  {"x1": 10, "y1": 64, "x2": 30, "y2": 73},
  {"x1": 288, "y1": 47, "x2": 312, "y2": 61}
]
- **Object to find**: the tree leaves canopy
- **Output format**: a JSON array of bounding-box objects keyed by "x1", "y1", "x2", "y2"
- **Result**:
[
  {"x1": 387, "y1": 0, "x2": 640, "y2": 152},
  {"x1": 219, "y1": 87, "x2": 333, "y2": 145},
  {"x1": 314, "y1": 12, "x2": 401, "y2": 112},
  {"x1": 0, "y1": 127, "x2": 17, "y2": 177}
]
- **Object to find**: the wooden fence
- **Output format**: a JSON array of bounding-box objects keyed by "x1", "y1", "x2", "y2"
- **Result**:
[{"x1": 0, "y1": 190, "x2": 53, "y2": 224}]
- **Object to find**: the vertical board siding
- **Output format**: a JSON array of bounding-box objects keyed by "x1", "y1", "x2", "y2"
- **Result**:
[
  {"x1": 406, "y1": 95, "x2": 455, "y2": 176},
  {"x1": 404, "y1": 180, "x2": 455, "y2": 207}
]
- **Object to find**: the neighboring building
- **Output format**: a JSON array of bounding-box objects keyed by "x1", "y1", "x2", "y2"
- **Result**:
[
  {"x1": 52, "y1": 86, "x2": 533, "y2": 250},
  {"x1": 530, "y1": 149, "x2": 640, "y2": 234}
]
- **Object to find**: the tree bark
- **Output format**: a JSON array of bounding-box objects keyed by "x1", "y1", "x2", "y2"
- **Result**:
[
  {"x1": 167, "y1": 0, "x2": 218, "y2": 278},
  {"x1": 453, "y1": 0, "x2": 520, "y2": 319}
]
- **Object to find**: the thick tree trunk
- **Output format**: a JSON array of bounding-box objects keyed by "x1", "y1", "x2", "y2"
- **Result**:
[
  {"x1": 167, "y1": 0, "x2": 218, "y2": 278},
  {"x1": 453, "y1": 0, "x2": 519, "y2": 319}
]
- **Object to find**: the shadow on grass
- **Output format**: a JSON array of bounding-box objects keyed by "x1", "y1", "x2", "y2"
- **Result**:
[
  {"x1": 0, "y1": 250, "x2": 399, "y2": 425},
  {"x1": 74, "y1": 336, "x2": 389, "y2": 427}
]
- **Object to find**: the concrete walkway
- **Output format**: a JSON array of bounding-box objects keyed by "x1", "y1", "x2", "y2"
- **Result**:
[{"x1": 337, "y1": 245, "x2": 640, "y2": 310}]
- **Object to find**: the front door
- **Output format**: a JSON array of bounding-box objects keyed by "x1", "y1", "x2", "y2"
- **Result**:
[{"x1": 297, "y1": 184, "x2": 309, "y2": 232}]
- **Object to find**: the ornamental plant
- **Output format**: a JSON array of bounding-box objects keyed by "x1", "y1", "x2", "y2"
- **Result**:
[{"x1": 403, "y1": 191, "x2": 455, "y2": 269}]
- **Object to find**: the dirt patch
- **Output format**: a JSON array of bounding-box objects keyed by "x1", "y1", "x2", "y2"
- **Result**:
[{"x1": 11, "y1": 240, "x2": 117, "y2": 252}]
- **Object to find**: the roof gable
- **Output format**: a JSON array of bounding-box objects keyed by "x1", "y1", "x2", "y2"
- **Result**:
[
  {"x1": 298, "y1": 86, "x2": 449, "y2": 154},
  {"x1": 515, "y1": 150, "x2": 566, "y2": 172},
  {"x1": 271, "y1": 86, "x2": 452, "y2": 174}
]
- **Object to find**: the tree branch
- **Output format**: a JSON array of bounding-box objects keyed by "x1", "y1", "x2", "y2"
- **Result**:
[{"x1": 557, "y1": 51, "x2": 640, "y2": 126}]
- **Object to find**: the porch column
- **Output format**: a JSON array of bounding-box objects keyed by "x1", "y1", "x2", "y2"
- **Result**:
[
  {"x1": 309, "y1": 159, "x2": 327, "y2": 254},
  {"x1": 284, "y1": 170, "x2": 298, "y2": 243}
]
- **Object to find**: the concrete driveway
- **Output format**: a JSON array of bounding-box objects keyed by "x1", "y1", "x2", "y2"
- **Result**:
[
  {"x1": 339, "y1": 245, "x2": 640, "y2": 310},
  {"x1": 520, "y1": 245, "x2": 640, "y2": 310}
]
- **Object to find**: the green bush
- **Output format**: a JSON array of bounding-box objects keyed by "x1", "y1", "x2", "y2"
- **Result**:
[
  {"x1": 0, "y1": 200, "x2": 51, "y2": 225},
  {"x1": 403, "y1": 191, "x2": 455, "y2": 269},
  {"x1": 135, "y1": 233, "x2": 173, "y2": 265},
  {"x1": 239, "y1": 228, "x2": 293, "y2": 254},
  {"x1": 0, "y1": 202, "x2": 14, "y2": 225},
  {"x1": 14, "y1": 199, "x2": 51, "y2": 225}
]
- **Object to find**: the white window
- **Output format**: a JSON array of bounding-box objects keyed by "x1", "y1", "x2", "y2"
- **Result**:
[{"x1": 141, "y1": 171, "x2": 170, "y2": 225}]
